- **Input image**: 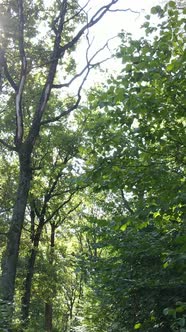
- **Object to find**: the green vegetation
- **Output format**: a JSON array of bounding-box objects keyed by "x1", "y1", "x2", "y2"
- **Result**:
[{"x1": 0, "y1": 1, "x2": 186, "y2": 331}]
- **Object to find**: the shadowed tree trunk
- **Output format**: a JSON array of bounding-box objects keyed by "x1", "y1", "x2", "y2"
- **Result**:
[
  {"x1": 44, "y1": 223, "x2": 56, "y2": 332},
  {"x1": 21, "y1": 220, "x2": 44, "y2": 328},
  {"x1": 45, "y1": 303, "x2": 53, "y2": 332},
  {"x1": 0, "y1": 144, "x2": 32, "y2": 330}
]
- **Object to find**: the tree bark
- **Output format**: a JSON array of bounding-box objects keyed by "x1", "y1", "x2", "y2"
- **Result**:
[
  {"x1": 44, "y1": 303, "x2": 53, "y2": 332},
  {"x1": 44, "y1": 223, "x2": 55, "y2": 332},
  {"x1": 0, "y1": 145, "x2": 32, "y2": 331},
  {"x1": 21, "y1": 221, "x2": 44, "y2": 328}
]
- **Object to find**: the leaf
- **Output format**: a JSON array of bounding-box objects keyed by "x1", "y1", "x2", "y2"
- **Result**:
[
  {"x1": 166, "y1": 63, "x2": 174, "y2": 71},
  {"x1": 151, "y1": 6, "x2": 163, "y2": 15},
  {"x1": 134, "y1": 323, "x2": 142, "y2": 329},
  {"x1": 168, "y1": 1, "x2": 176, "y2": 8}
]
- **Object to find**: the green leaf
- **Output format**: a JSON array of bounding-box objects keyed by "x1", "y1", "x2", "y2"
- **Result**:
[
  {"x1": 168, "y1": 1, "x2": 176, "y2": 8},
  {"x1": 134, "y1": 323, "x2": 142, "y2": 329},
  {"x1": 151, "y1": 5, "x2": 163, "y2": 15},
  {"x1": 166, "y1": 63, "x2": 174, "y2": 71}
]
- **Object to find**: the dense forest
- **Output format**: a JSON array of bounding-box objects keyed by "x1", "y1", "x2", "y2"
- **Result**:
[{"x1": 0, "y1": 0, "x2": 186, "y2": 331}]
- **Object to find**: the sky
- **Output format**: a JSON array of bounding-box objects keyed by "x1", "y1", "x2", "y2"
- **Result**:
[
  {"x1": 79, "y1": 0, "x2": 163, "y2": 41},
  {"x1": 73, "y1": 0, "x2": 163, "y2": 89}
]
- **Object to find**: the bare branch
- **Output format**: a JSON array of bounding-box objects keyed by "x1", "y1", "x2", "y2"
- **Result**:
[
  {"x1": 42, "y1": 35, "x2": 116, "y2": 125},
  {"x1": 41, "y1": 68, "x2": 89, "y2": 125},
  {"x1": 108, "y1": 8, "x2": 140, "y2": 14},
  {"x1": 15, "y1": 0, "x2": 27, "y2": 145},
  {"x1": 52, "y1": 57, "x2": 109, "y2": 90},
  {"x1": 60, "y1": 0, "x2": 119, "y2": 54},
  {"x1": 63, "y1": 201, "x2": 81, "y2": 219},
  {"x1": 35, "y1": 171, "x2": 64, "y2": 219},
  {"x1": 42, "y1": 58, "x2": 107, "y2": 123},
  {"x1": 52, "y1": 35, "x2": 116, "y2": 89},
  {"x1": 33, "y1": 154, "x2": 71, "y2": 219}
]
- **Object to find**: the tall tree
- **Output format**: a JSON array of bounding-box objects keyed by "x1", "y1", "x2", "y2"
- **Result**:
[{"x1": 0, "y1": 0, "x2": 124, "y2": 330}]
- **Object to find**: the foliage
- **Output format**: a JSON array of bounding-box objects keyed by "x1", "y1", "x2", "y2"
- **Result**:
[
  {"x1": 0, "y1": 0, "x2": 186, "y2": 331},
  {"x1": 0, "y1": 0, "x2": 123, "y2": 330},
  {"x1": 75, "y1": 1, "x2": 186, "y2": 331}
]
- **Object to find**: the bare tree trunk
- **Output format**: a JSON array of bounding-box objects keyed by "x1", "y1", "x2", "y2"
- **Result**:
[
  {"x1": 44, "y1": 223, "x2": 55, "y2": 332},
  {"x1": 0, "y1": 146, "x2": 32, "y2": 331},
  {"x1": 21, "y1": 221, "x2": 44, "y2": 328},
  {"x1": 45, "y1": 302, "x2": 53, "y2": 332}
]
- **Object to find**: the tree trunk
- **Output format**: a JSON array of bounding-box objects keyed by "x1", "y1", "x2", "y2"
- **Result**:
[
  {"x1": 44, "y1": 223, "x2": 55, "y2": 332},
  {"x1": 21, "y1": 221, "x2": 44, "y2": 328},
  {"x1": 44, "y1": 302, "x2": 53, "y2": 332},
  {"x1": 0, "y1": 146, "x2": 32, "y2": 331}
]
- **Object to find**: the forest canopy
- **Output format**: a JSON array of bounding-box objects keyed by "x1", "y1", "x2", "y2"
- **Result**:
[{"x1": 0, "y1": 0, "x2": 186, "y2": 331}]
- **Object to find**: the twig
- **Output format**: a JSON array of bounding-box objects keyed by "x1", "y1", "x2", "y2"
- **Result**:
[{"x1": 108, "y1": 8, "x2": 140, "y2": 14}]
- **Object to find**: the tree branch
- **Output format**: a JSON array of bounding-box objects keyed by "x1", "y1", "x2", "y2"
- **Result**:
[
  {"x1": 41, "y1": 68, "x2": 89, "y2": 125},
  {"x1": 4, "y1": 60, "x2": 18, "y2": 91},
  {"x1": 45, "y1": 191, "x2": 76, "y2": 224},
  {"x1": 15, "y1": 0, "x2": 27, "y2": 145},
  {"x1": 63, "y1": 0, "x2": 91, "y2": 25},
  {"x1": 26, "y1": 0, "x2": 68, "y2": 147},
  {"x1": 26, "y1": 1, "x2": 120, "y2": 147},
  {"x1": 108, "y1": 8, "x2": 140, "y2": 14},
  {"x1": 60, "y1": 0, "x2": 119, "y2": 55},
  {"x1": 0, "y1": 138, "x2": 17, "y2": 151},
  {"x1": 0, "y1": 49, "x2": 17, "y2": 91},
  {"x1": 42, "y1": 36, "x2": 115, "y2": 125},
  {"x1": 56, "y1": 201, "x2": 81, "y2": 226},
  {"x1": 52, "y1": 36, "x2": 116, "y2": 89},
  {"x1": 120, "y1": 189, "x2": 134, "y2": 214}
]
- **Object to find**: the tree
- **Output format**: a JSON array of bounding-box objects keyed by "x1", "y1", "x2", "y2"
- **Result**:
[
  {"x1": 75, "y1": 1, "x2": 186, "y2": 330},
  {"x1": 19, "y1": 123, "x2": 81, "y2": 329},
  {"x1": 0, "y1": 0, "x2": 127, "y2": 330}
]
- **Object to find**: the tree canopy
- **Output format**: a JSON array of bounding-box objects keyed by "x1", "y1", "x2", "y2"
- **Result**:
[{"x1": 0, "y1": 1, "x2": 186, "y2": 331}]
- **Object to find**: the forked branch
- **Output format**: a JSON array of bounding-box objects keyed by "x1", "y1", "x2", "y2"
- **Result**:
[
  {"x1": 27, "y1": 1, "x2": 120, "y2": 145},
  {"x1": 42, "y1": 35, "x2": 115, "y2": 125}
]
